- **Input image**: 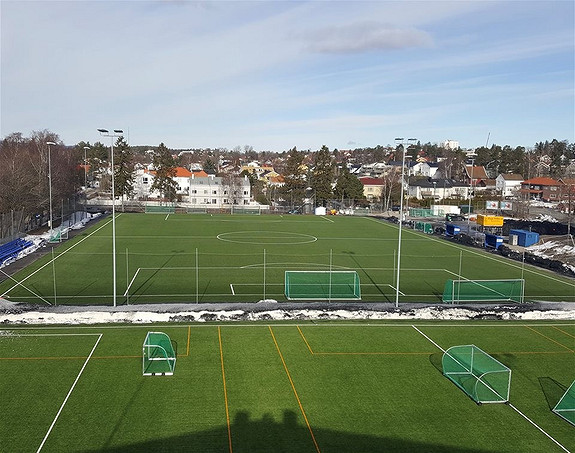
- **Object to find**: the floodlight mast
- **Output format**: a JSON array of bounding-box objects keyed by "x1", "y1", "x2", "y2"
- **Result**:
[
  {"x1": 46, "y1": 142, "x2": 57, "y2": 238},
  {"x1": 394, "y1": 137, "x2": 417, "y2": 308},
  {"x1": 97, "y1": 128, "x2": 123, "y2": 307}
]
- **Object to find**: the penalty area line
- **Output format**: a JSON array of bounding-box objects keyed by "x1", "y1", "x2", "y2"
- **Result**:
[
  {"x1": 230, "y1": 284, "x2": 235, "y2": 295},
  {"x1": 508, "y1": 403, "x2": 570, "y2": 453},
  {"x1": 36, "y1": 333, "x2": 102, "y2": 453}
]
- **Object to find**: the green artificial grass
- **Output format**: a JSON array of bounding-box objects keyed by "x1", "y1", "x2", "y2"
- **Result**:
[
  {"x1": 1, "y1": 213, "x2": 574, "y2": 306},
  {"x1": 1, "y1": 321, "x2": 574, "y2": 452}
]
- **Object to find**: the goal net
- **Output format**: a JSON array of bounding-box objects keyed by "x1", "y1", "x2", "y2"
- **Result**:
[
  {"x1": 145, "y1": 204, "x2": 176, "y2": 214},
  {"x1": 442, "y1": 279, "x2": 524, "y2": 303},
  {"x1": 442, "y1": 344, "x2": 511, "y2": 404},
  {"x1": 553, "y1": 380, "x2": 575, "y2": 426},
  {"x1": 143, "y1": 331, "x2": 176, "y2": 376},
  {"x1": 285, "y1": 270, "x2": 361, "y2": 300}
]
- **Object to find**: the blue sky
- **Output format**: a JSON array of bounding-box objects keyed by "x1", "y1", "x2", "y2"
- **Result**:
[{"x1": 1, "y1": 0, "x2": 573, "y2": 151}]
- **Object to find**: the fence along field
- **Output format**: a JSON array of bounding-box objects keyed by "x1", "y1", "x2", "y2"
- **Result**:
[
  {"x1": 1, "y1": 213, "x2": 574, "y2": 305},
  {"x1": 1, "y1": 322, "x2": 574, "y2": 452}
]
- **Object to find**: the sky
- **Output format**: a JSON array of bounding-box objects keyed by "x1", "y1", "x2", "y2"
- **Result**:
[{"x1": 1, "y1": 0, "x2": 574, "y2": 151}]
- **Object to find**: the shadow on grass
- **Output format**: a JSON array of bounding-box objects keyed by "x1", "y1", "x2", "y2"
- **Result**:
[
  {"x1": 538, "y1": 376, "x2": 567, "y2": 410},
  {"x1": 342, "y1": 251, "x2": 391, "y2": 303},
  {"x1": 80, "y1": 409, "x2": 492, "y2": 453}
]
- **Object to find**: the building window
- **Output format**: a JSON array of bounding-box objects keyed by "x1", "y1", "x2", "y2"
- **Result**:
[
  {"x1": 143, "y1": 177, "x2": 148, "y2": 185},
  {"x1": 191, "y1": 198, "x2": 196, "y2": 204},
  {"x1": 243, "y1": 191, "x2": 248, "y2": 195},
  {"x1": 212, "y1": 199, "x2": 217, "y2": 204},
  {"x1": 213, "y1": 190, "x2": 217, "y2": 195}
]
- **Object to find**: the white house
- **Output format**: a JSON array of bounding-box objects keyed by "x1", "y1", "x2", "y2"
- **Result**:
[
  {"x1": 188, "y1": 174, "x2": 251, "y2": 207},
  {"x1": 496, "y1": 173, "x2": 524, "y2": 198}
]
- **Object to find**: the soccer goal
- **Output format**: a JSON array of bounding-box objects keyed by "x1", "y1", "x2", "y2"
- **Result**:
[
  {"x1": 143, "y1": 332, "x2": 176, "y2": 376},
  {"x1": 442, "y1": 344, "x2": 511, "y2": 404},
  {"x1": 553, "y1": 380, "x2": 575, "y2": 426},
  {"x1": 145, "y1": 203, "x2": 176, "y2": 214},
  {"x1": 285, "y1": 270, "x2": 361, "y2": 300},
  {"x1": 442, "y1": 278, "x2": 524, "y2": 303}
]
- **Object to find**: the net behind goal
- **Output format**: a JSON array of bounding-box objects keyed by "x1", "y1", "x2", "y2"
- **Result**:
[
  {"x1": 285, "y1": 270, "x2": 361, "y2": 300},
  {"x1": 442, "y1": 279, "x2": 524, "y2": 303},
  {"x1": 553, "y1": 380, "x2": 575, "y2": 426},
  {"x1": 143, "y1": 332, "x2": 176, "y2": 376},
  {"x1": 442, "y1": 344, "x2": 511, "y2": 404}
]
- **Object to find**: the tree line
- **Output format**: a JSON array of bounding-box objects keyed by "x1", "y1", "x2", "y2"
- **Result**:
[{"x1": 1, "y1": 129, "x2": 572, "y2": 236}]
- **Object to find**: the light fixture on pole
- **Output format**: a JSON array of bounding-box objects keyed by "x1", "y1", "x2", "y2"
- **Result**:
[
  {"x1": 97, "y1": 128, "x2": 123, "y2": 307},
  {"x1": 46, "y1": 142, "x2": 56, "y2": 238},
  {"x1": 83, "y1": 146, "x2": 90, "y2": 189},
  {"x1": 394, "y1": 137, "x2": 417, "y2": 308},
  {"x1": 466, "y1": 154, "x2": 476, "y2": 235}
]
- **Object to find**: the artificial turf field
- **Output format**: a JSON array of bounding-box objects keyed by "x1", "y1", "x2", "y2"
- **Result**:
[
  {"x1": 1, "y1": 321, "x2": 574, "y2": 452},
  {"x1": 1, "y1": 213, "x2": 574, "y2": 305}
]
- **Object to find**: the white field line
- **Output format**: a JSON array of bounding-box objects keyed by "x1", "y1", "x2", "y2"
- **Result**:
[
  {"x1": 508, "y1": 403, "x2": 571, "y2": 453},
  {"x1": 36, "y1": 333, "x2": 102, "y2": 453},
  {"x1": 0, "y1": 333, "x2": 101, "y2": 337},
  {"x1": 124, "y1": 268, "x2": 142, "y2": 297},
  {"x1": 363, "y1": 216, "x2": 575, "y2": 289},
  {"x1": 411, "y1": 325, "x2": 446, "y2": 352},
  {"x1": 165, "y1": 214, "x2": 170, "y2": 221},
  {"x1": 230, "y1": 284, "x2": 235, "y2": 295},
  {"x1": 412, "y1": 325, "x2": 570, "y2": 453},
  {"x1": 2, "y1": 215, "x2": 119, "y2": 298},
  {"x1": 0, "y1": 268, "x2": 52, "y2": 305},
  {"x1": 4, "y1": 323, "x2": 574, "y2": 333},
  {"x1": 320, "y1": 216, "x2": 334, "y2": 223}
]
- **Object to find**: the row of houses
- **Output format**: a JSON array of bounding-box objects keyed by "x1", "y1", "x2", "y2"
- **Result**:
[
  {"x1": 359, "y1": 166, "x2": 575, "y2": 205},
  {"x1": 132, "y1": 167, "x2": 253, "y2": 207}
]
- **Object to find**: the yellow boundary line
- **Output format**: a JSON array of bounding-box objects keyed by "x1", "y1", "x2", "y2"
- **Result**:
[
  {"x1": 269, "y1": 326, "x2": 321, "y2": 453},
  {"x1": 218, "y1": 327, "x2": 233, "y2": 453},
  {"x1": 297, "y1": 325, "x2": 574, "y2": 356},
  {"x1": 552, "y1": 325, "x2": 575, "y2": 340},
  {"x1": 525, "y1": 326, "x2": 575, "y2": 353}
]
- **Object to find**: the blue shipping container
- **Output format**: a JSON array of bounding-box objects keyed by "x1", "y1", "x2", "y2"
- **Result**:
[
  {"x1": 485, "y1": 234, "x2": 504, "y2": 249},
  {"x1": 509, "y1": 229, "x2": 539, "y2": 247}
]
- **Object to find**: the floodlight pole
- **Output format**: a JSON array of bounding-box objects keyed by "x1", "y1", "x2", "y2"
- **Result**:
[
  {"x1": 46, "y1": 142, "x2": 56, "y2": 237},
  {"x1": 394, "y1": 137, "x2": 417, "y2": 308},
  {"x1": 83, "y1": 146, "x2": 90, "y2": 189},
  {"x1": 467, "y1": 154, "x2": 476, "y2": 235},
  {"x1": 98, "y1": 128, "x2": 123, "y2": 307}
]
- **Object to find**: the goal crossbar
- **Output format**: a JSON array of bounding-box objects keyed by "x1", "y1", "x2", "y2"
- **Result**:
[{"x1": 442, "y1": 279, "x2": 524, "y2": 303}]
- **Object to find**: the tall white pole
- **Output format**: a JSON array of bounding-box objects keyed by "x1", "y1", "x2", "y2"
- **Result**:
[
  {"x1": 394, "y1": 137, "x2": 416, "y2": 307},
  {"x1": 46, "y1": 142, "x2": 56, "y2": 237},
  {"x1": 98, "y1": 129, "x2": 123, "y2": 307}
]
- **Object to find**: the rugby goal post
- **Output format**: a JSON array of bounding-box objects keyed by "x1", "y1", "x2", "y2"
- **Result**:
[
  {"x1": 442, "y1": 344, "x2": 511, "y2": 404},
  {"x1": 285, "y1": 270, "x2": 361, "y2": 300},
  {"x1": 442, "y1": 279, "x2": 524, "y2": 303},
  {"x1": 143, "y1": 332, "x2": 176, "y2": 376}
]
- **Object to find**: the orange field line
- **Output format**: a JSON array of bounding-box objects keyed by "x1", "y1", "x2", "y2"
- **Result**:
[
  {"x1": 297, "y1": 326, "x2": 314, "y2": 355},
  {"x1": 186, "y1": 325, "x2": 191, "y2": 357},
  {"x1": 552, "y1": 326, "x2": 575, "y2": 340},
  {"x1": 218, "y1": 327, "x2": 233, "y2": 453},
  {"x1": 269, "y1": 326, "x2": 321, "y2": 453},
  {"x1": 313, "y1": 351, "x2": 433, "y2": 356},
  {"x1": 525, "y1": 326, "x2": 575, "y2": 353}
]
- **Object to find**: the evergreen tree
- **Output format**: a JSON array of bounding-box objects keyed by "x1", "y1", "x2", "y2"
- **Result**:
[
  {"x1": 151, "y1": 143, "x2": 178, "y2": 202},
  {"x1": 311, "y1": 145, "x2": 334, "y2": 206},
  {"x1": 281, "y1": 147, "x2": 307, "y2": 209},
  {"x1": 203, "y1": 157, "x2": 217, "y2": 174},
  {"x1": 113, "y1": 136, "x2": 134, "y2": 210},
  {"x1": 334, "y1": 166, "x2": 365, "y2": 206}
]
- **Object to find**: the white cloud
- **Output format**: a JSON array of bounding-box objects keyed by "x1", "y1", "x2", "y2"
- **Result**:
[{"x1": 304, "y1": 21, "x2": 433, "y2": 54}]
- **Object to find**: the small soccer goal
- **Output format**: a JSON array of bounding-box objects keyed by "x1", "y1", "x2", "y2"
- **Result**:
[
  {"x1": 285, "y1": 270, "x2": 361, "y2": 300},
  {"x1": 143, "y1": 332, "x2": 176, "y2": 376},
  {"x1": 442, "y1": 279, "x2": 524, "y2": 303},
  {"x1": 442, "y1": 344, "x2": 511, "y2": 404},
  {"x1": 553, "y1": 380, "x2": 575, "y2": 426}
]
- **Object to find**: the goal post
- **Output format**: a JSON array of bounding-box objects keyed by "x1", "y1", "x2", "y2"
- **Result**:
[
  {"x1": 442, "y1": 279, "x2": 524, "y2": 303},
  {"x1": 285, "y1": 270, "x2": 361, "y2": 300},
  {"x1": 553, "y1": 380, "x2": 575, "y2": 426},
  {"x1": 143, "y1": 332, "x2": 176, "y2": 376},
  {"x1": 442, "y1": 344, "x2": 511, "y2": 404}
]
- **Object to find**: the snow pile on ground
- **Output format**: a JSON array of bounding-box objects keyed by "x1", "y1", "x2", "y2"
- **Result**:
[{"x1": 1, "y1": 299, "x2": 573, "y2": 325}]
